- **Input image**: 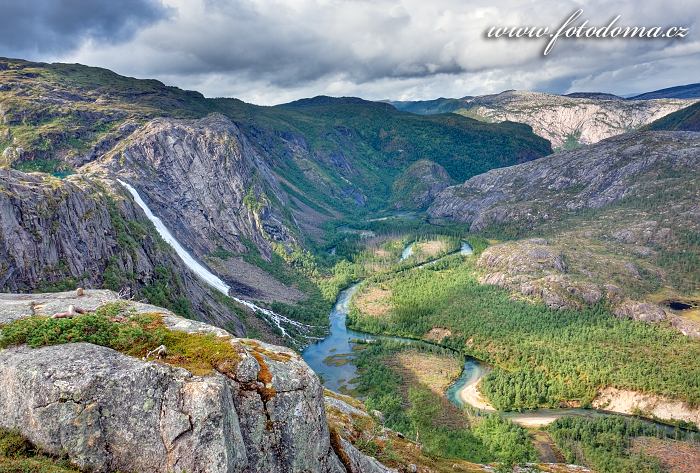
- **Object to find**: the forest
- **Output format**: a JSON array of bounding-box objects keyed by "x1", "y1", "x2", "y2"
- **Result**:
[
  {"x1": 548, "y1": 416, "x2": 700, "y2": 473},
  {"x1": 348, "y1": 255, "x2": 700, "y2": 410},
  {"x1": 353, "y1": 341, "x2": 537, "y2": 466}
]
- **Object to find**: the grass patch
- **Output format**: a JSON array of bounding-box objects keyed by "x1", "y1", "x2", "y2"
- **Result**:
[
  {"x1": 0, "y1": 428, "x2": 79, "y2": 473},
  {"x1": 0, "y1": 302, "x2": 240, "y2": 376}
]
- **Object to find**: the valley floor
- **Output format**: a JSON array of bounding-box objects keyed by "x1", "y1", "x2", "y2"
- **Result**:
[{"x1": 306, "y1": 229, "x2": 700, "y2": 472}]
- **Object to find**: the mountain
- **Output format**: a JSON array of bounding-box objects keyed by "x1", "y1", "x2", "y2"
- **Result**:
[
  {"x1": 0, "y1": 57, "x2": 551, "y2": 340},
  {"x1": 629, "y1": 83, "x2": 700, "y2": 100},
  {"x1": 429, "y1": 131, "x2": 700, "y2": 334},
  {"x1": 0, "y1": 58, "x2": 550, "y2": 216},
  {"x1": 390, "y1": 159, "x2": 454, "y2": 210},
  {"x1": 565, "y1": 92, "x2": 622, "y2": 100},
  {"x1": 644, "y1": 101, "x2": 700, "y2": 132},
  {"x1": 391, "y1": 90, "x2": 696, "y2": 148}
]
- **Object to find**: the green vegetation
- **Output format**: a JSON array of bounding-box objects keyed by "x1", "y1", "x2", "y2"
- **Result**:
[
  {"x1": 349, "y1": 257, "x2": 700, "y2": 410},
  {"x1": 0, "y1": 58, "x2": 550, "y2": 219},
  {"x1": 644, "y1": 101, "x2": 700, "y2": 132},
  {"x1": 0, "y1": 428, "x2": 79, "y2": 473},
  {"x1": 354, "y1": 341, "x2": 536, "y2": 465},
  {"x1": 561, "y1": 130, "x2": 582, "y2": 150},
  {"x1": 548, "y1": 416, "x2": 700, "y2": 473},
  {"x1": 0, "y1": 302, "x2": 242, "y2": 376},
  {"x1": 12, "y1": 158, "x2": 73, "y2": 177},
  {"x1": 141, "y1": 265, "x2": 194, "y2": 319}
]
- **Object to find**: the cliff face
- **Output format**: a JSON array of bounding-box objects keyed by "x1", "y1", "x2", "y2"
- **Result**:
[
  {"x1": 459, "y1": 91, "x2": 697, "y2": 148},
  {"x1": 392, "y1": 90, "x2": 697, "y2": 149},
  {"x1": 429, "y1": 132, "x2": 700, "y2": 334},
  {"x1": 0, "y1": 170, "x2": 246, "y2": 335},
  {"x1": 90, "y1": 114, "x2": 296, "y2": 261},
  {"x1": 429, "y1": 131, "x2": 700, "y2": 230},
  {"x1": 0, "y1": 290, "x2": 392, "y2": 473}
]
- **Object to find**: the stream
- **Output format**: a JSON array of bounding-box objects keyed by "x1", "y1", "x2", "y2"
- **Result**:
[
  {"x1": 302, "y1": 240, "x2": 687, "y2": 431},
  {"x1": 302, "y1": 240, "x2": 475, "y2": 392},
  {"x1": 118, "y1": 180, "x2": 315, "y2": 343},
  {"x1": 118, "y1": 186, "x2": 687, "y2": 433}
]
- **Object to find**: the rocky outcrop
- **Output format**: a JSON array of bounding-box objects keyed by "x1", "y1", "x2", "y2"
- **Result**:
[
  {"x1": 429, "y1": 131, "x2": 700, "y2": 230},
  {"x1": 458, "y1": 91, "x2": 697, "y2": 148},
  {"x1": 613, "y1": 300, "x2": 667, "y2": 323},
  {"x1": 90, "y1": 114, "x2": 296, "y2": 261},
  {"x1": 474, "y1": 239, "x2": 683, "y2": 329},
  {"x1": 476, "y1": 239, "x2": 603, "y2": 310},
  {"x1": 0, "y1": 170, "x2": 245, "y2": 335},
  {"x1": 0, "y1": 290, "x2": 390, "y2": 473},
  {"x1": 593, "y1": 387, "x2": 700, "y2": 426},
  {"x1": 391, "y1": 160, "x2": 453, "y2": 210}
]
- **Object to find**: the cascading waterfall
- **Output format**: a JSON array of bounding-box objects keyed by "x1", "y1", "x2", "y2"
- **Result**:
[{"x1": 117, "y1": 179, "x2": 314, "y2": 342}]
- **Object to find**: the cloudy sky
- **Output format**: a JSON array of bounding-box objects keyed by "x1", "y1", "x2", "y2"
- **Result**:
[{"x1": 1, "y1": 0, "x2": 698, "y2": 104}]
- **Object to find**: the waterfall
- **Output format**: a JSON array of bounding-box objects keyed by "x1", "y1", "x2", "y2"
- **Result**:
[
  {"x1": 118, "y1": 180, "x2": 231, "y2": 295},
  {"x1": 117, "y1": 179, "x2": 313, "y2": 341}
]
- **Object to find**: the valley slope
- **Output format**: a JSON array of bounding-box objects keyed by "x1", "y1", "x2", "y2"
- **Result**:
[{"x1": 391, "y1": 90, "x2": 697, "y2": 148}]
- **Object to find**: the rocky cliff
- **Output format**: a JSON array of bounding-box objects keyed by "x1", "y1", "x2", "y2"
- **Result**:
[
  {"x1": 91, "y1": 114, "x2": 296, "y2": 258},
  {"x1": 429, "y1": 131, "x2": 699, "y2": 231},
  {"x1": 0, "y1": 290, "x2": 393, "y2": 473},
  {"x1": 645, "y1": 101, "x2": 700, "y2": 132},
  {"x1": 392, "y1": 90, "x2": 697, "y2": 149},
  {"x1": 0, "y1": 169, "x2": 246, "y2": 335},
  {"x1": 458, "y1": 91, "x2": 697, "y2": 148},
  {"x1": 429, "y1": 131, "x2": 700, "y2": 334}
]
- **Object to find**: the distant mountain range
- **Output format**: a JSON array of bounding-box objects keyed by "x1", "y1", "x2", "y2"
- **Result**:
[{"x1": 389, "y1": 87, "x2": 699, "y2": 148}]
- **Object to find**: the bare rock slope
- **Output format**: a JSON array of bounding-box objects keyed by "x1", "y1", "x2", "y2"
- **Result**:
[
  {"x1": 0, "y1": 290, "x2": 392, "y2": 473},
  {"x1": 458, "y1": 91, "x2": 697, "y2": 148},
  {"x1": 0, "y1": 170, "x2": 247, "y2": 335},
  {"x1": 429, "y1": 131, "x2": 700, "y2": 231},
  {"x1": 430, "y1": 131, "x2": 700, "y2": 334}
]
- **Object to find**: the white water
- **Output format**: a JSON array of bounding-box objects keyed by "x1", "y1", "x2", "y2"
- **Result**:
[
  {"x1": 118, "y1": 180, "x2": 231, "y2": 295},
  {"x1": 118, "y1": 179, "x2": 313, "y2": 341},
  {"x1": 399, "y1": 242, "x2": 414, "y2": 261}
]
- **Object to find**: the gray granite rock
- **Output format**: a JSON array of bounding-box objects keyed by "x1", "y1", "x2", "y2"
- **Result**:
[{"x1": 0, "y1": 291, "x2": 392, "y2": 472}]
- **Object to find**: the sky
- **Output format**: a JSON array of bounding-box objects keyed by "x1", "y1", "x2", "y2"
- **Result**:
[{"x1": 0, "y1": 0, "x2": 698, "y2": 105}]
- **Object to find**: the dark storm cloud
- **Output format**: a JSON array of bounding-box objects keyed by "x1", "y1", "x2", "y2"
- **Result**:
[
  {"x1": 0, "y1": 0, "x2": 169, "y2": 57},
  {"x1": 0, "y1": 0, "x2": 698, "y2": 104}
]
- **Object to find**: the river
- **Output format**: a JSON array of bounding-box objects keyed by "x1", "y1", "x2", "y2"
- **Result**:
[
  {"x1": 302, "y1": 240, "x2": 689, "y2": 431},
  {"x1": 302, "y1": 241, "x2": 474, "y2": 393},
  {"x1": 117, "y1": 188, "x2": 686, "y2": 432}
]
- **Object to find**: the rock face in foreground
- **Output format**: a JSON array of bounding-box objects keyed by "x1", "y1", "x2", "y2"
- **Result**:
[{"x1": 0, "y1": 290, "x2": 391, "y2": 473}]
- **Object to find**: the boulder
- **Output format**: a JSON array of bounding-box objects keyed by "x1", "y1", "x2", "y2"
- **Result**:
[{"x1": 0, "y1": 291, "x2": 393, "y2": 472}]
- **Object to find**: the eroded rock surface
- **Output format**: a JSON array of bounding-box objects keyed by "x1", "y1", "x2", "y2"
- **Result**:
[
  {"x1": 459, "y1": 91, "x2": 696, "y2": 148},
  {"x1": 0, "y1": 290, "x2": 391, "y2": 473},
  {"x1": 0, "y1": 170, "x2": 246, "y2": 335},
  {"x1": 593, "y1": 387, "x2": 700, "y2": 426},
  {"x1": 429, "y1": 131, "x2": 700, "y2": 230}
]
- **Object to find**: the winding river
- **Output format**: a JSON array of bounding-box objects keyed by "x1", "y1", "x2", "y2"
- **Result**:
[
  {"x1": 119, "y1": 187, "x2": 690, "y2": 432},
  {"x1": 302, "y1": 240, "x2": 690, "y2": 431},
  {"x1": 302, "y1": 241, "x2": 474, "y2": 393}
]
